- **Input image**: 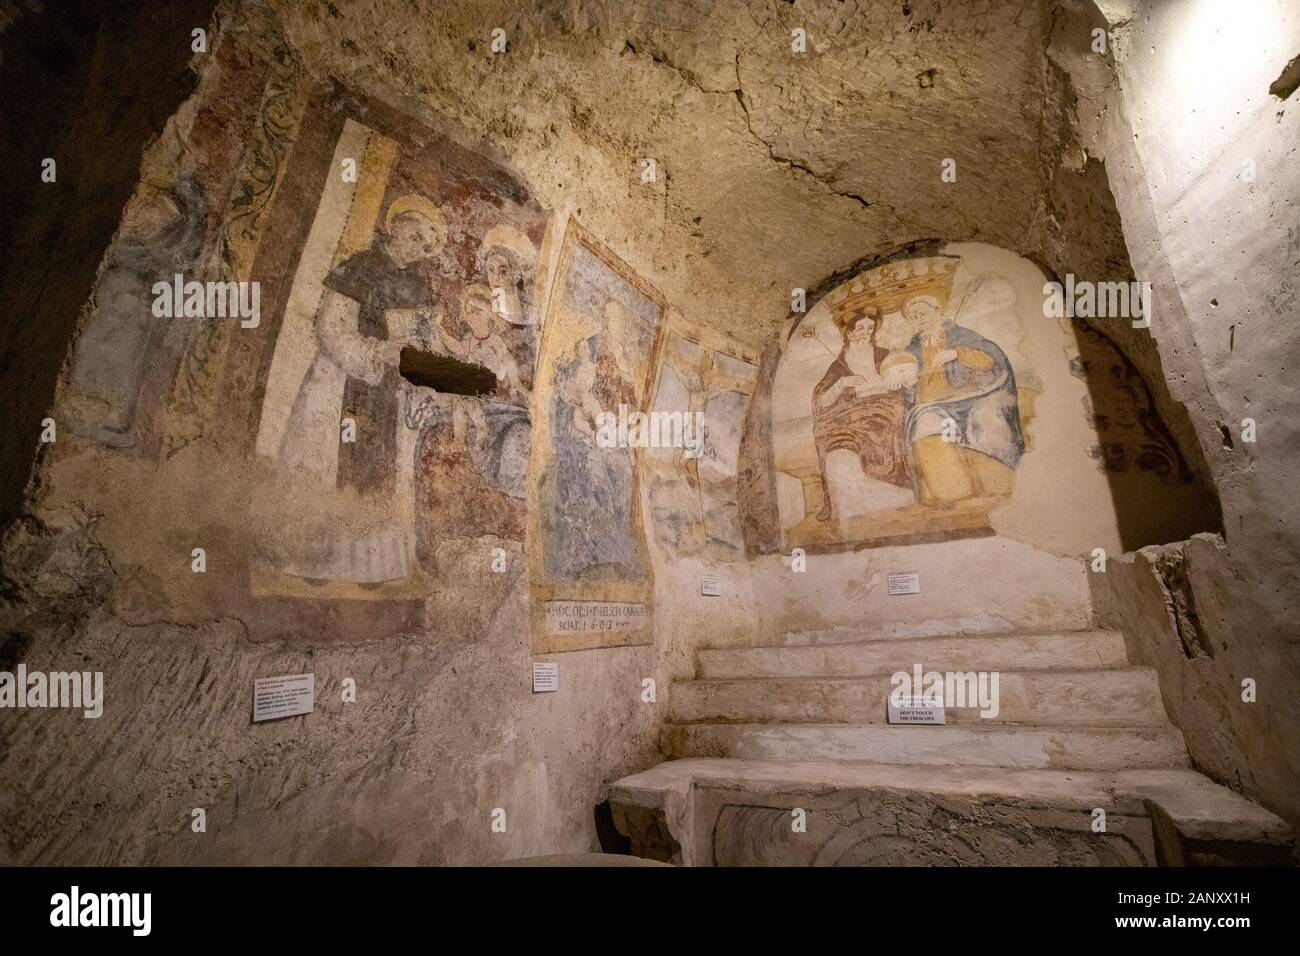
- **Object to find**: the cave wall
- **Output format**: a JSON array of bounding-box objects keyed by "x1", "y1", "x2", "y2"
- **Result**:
[
  {"x1": 0, "y1": 3, "x2": 747, "y2": 865},
  {"x1": 1051, "y1": 0, "x2": 1300, "y2": 828},
  {"x1": 0, "y1": 0, "x2": 1291, "y2": 861}
]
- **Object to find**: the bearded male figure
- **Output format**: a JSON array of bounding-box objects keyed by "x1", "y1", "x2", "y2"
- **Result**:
[{"x1": 810, "y1": 307, "x2": 917, "y2": 522}]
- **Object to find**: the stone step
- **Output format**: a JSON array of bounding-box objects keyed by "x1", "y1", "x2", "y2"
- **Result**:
[
  {"x1": 609, "y1": 759, "x2": 1294, "y2": 867},
  {"x1": 661, "y1": 721, "x2": 1190, "y2": 770},
  {"x1": 669, "y1": 667, "x2": 1170, "y2": 726},
  {"x1": 783, "y1": 624, "x2": 1105, "y2": 647},
  {"x1": 699, "y1": 630, "x2": 1128, "y2": 679}
]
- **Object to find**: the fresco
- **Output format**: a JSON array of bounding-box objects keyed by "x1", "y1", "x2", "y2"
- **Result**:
[
  {"x1": 59, "y1": 174, "x2": 209, "y2": 451},
  {"x1": 1068, "y1": 322, "x2": 1191, "y2": 483},
  {"x1": 644, "y1": 325, "x2": 758, "y2": 560},
  {"x1": 771, "y1": 254, "x2": 1038, "y2": 551},
  {"x1": 530, "y1": 223, "x2": 664, "y2": 652},
  {"x1": 50, "y1": 32, "x2": 310, "y2": 462},
  {"x1": 243, "y1": 94, "x2": 550, "y2": 601}
]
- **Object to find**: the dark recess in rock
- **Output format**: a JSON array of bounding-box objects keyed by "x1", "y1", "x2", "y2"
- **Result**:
[
  {"x1": 1269, "y1": 53, "x2": 1300, "y2": 99},
  {"x1": 399, "y1": 347, "x2": 498, "y2": 396}
]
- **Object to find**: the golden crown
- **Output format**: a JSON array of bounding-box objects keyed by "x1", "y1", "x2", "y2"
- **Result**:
[{"x1": 827, "y1": 256, "x2": 959, "y2": 324}]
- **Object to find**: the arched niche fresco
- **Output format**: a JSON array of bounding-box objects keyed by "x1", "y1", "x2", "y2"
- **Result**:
[
  {"x1": 764, "y1": 242, "x2": 1214, "y2": 557},
  {"x1": 774, "y1": 250, "x2": 1040, "y2": 551}
]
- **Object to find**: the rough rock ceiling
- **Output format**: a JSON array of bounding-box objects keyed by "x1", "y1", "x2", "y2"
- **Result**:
[{"x1": 265, "y1": 0, "x2": 1056, "y2": 348}]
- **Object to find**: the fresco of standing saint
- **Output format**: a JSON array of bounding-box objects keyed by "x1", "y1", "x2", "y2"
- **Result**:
[
  {"x1": 541, "y1": 333, "x2": 642, "y2": 580},
  {"x1": 643, "y1": 328, "x2": 758, "y2": 559},
  {"x1": 266, "y1": 193, "x2": 446, "y2": 587},
  {"x1": 280, "y1": 195, "x2": 445, "y2": 496},
  {"x1": 530, "y1": 223, "x2": 664, "y2": 653}
]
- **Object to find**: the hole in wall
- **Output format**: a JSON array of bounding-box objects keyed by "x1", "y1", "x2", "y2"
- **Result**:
[
  {"x1": 593, "y1": 801, "x2": 632, "y2": 855},
  {"x1": 398, "y1": 347, "x2": 497, "y2": 396},
  {"x1": 1269, "y1": 53, "x2": 1300, "y2": 100}
]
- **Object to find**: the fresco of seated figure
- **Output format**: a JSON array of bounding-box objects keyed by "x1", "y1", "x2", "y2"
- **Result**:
[{"x1": 811, "y1": 306, "x2": 915, "y2": 522}]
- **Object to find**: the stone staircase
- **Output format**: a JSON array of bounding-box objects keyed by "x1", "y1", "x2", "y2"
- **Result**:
[{"x1": 610, "y1": 628, "x2": 1293, "y2": 866}]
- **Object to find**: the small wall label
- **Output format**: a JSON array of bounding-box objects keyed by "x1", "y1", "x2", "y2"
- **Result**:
[
  {"x1": 887, "y1": 695, "x2": 945, "y2": 725},
  {"x1": 544, "y1": 600, "x2": 646, "y2": 635},
  {"x1": 253, "y1": 673, "x2": 315, "y2": 722},
  {"x1": 700, "y1": 574, "x2": 722, "y2": 597},
  {"x1": 532, "y1": 662, "x2": 559, "y2": 693},
  {"x1": 887, "y1": 573, "x2": 921, "y2": 595}
]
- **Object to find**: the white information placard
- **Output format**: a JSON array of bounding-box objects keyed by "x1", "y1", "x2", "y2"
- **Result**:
[
  {"x1": 700, "y1": 574, "x2": 722, "y2": 597},
  {"x1": 253, "y1": 673, "x2": 315, "y2": 722},
  {"x1": 887, "y1": 694, "x2": 945, "y2": 725},
  {"x1": 533, "y1": 662, "x2": 559, "y2": 693},
  {"x1": 887, "y1": 573, "x2": 921, "y2": 595}
]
